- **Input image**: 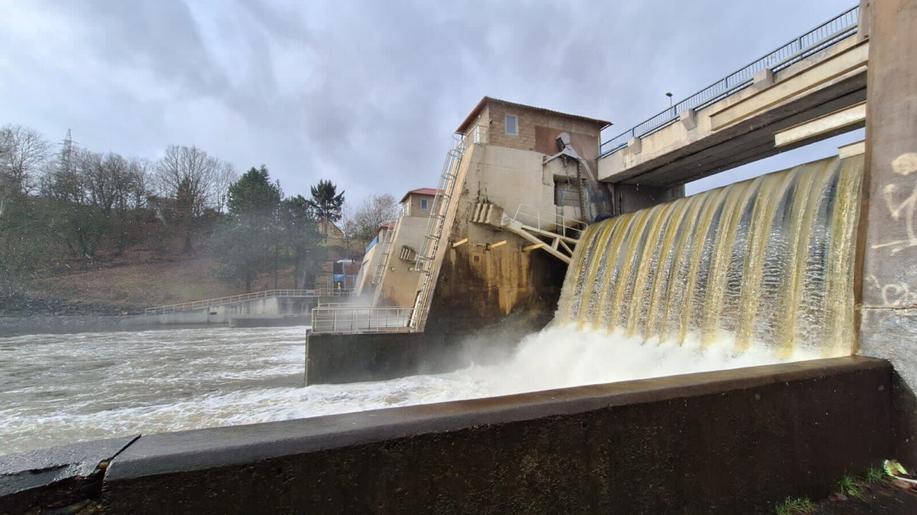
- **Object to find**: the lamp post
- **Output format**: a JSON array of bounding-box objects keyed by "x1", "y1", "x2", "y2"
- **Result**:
[{"x1": 665, "y1": 92, "x2": 673, "y2": 110}]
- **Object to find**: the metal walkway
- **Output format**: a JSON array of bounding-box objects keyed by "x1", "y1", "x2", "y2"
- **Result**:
[{"x1": 472, "y1": 202, "x2": 584, "y2": 264}]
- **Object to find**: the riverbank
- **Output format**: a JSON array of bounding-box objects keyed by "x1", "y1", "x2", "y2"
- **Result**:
[{"x1": 0, "y1": 314, "x2": 311, "y2": 337}]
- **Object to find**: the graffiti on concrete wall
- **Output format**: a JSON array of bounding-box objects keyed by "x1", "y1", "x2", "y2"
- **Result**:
[
  {"x1": 872, "y1": 153, "x2": 917, "y2": 255},
  {"x1": 868, "y1": 274, "x2": 917, "y2": 308}
]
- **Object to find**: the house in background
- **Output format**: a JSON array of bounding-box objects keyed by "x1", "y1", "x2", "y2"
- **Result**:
[{"x1": 353, "y1": 187, "x2": 439, "y2": 307}]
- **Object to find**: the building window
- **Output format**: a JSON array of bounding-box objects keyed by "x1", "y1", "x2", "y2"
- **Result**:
[
  {"x1": 505, "y1": 114, "x2": 518, "y2": 136},
  {"x1": 554, "y1": 177, "x2": 581, "y2": 207},
  {"x1": 421, "y1": 198, "x2": 428, "y2": 210}
]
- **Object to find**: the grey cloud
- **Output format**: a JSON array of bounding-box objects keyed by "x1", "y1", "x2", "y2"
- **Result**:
[{"x1": 1, "y1": 0, "x2": 856, "y2": 202}]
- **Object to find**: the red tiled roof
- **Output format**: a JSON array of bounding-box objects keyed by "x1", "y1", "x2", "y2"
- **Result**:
[
  {"x1": 400, "y1": 188, "x2": 440, "y2": 203},
  {"x1": 455, "y1": 96, "x2": 612, "y2": 134}
]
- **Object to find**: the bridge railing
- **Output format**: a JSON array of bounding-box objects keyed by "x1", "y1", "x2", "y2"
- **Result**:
[
  {"x1": 310, "y1": 306, "x2": 414, "y2": 334},
  {"x1": 145, "y1": 288, "x2": 352, "y2": 315},
  {"x1": 599, "y1": 5, "x2": 860, "y2": 157}
]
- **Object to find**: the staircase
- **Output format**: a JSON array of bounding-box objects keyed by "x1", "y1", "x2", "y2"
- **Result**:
[
  {"x1": 472, "y1": 201, "x2": 584, "y2": 264},
  {"x1": 409, "y1": 137, "x2": 466, "y2": 331}
]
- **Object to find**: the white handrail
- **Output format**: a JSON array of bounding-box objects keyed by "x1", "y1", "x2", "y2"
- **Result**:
[
  {"x1": 145, "y1": 288, "x2": 352, "y2": 315},
  {"x1": 310, "y1": 305, "x2": 414, "y2": 334}
]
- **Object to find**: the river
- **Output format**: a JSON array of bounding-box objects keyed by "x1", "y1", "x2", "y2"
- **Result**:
[
  {"x1": 0, "y1": 326, "x2": 489, "y2": 455},
  {"x1": 0, "y1": 323, "x2": 810, "y2": 456}
]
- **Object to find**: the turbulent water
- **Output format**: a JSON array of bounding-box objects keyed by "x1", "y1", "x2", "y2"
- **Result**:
[
  {"x1": 0, "y1": 326, "x2": 483, "y2": 455},
  {"x1": 0, "y1": 322, "x2": 819, "y2": 456}
]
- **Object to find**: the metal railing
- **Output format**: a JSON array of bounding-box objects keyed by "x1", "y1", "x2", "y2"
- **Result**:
[
  {"x1": 480, "y1": 195, "x2": 587, "y2": 238},
  {"x1": 509, "y1": 204, "x2": 586, "y2": 240},
  {"x1": 145, "y1": 288, "x2": 352, "y2": 315},
  {"x1": 310, "y1": 306, "x2": 414, "y2": 334},
  {"x1": 599, "y1": 5, "x2": 860, "y2": 156}
]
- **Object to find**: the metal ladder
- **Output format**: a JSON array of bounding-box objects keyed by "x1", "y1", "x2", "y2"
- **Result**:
[{"x1": 409, "y1": 137, "x2": 466, "y2": 330}]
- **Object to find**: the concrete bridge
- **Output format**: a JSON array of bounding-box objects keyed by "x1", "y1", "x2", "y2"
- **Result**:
[{"x1": 598, "y1": 5, "x2": 866, "y2": 188}]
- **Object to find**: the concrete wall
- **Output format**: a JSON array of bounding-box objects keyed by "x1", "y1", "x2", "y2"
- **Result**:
[
  {"x1": 374, "y1": 216, "x2": 428, "y2": 307},
  {"x1": 306, "y1": 310, "x2": 551, "y2": 384},
  {"x1": 352, "y1": 240, "x2": 377, "y2": 296},
  {"x1": 428, "y1": 143, "x2": 570, "y2": 319},
  {"x1": 155, "y1": 296, "x2": 314, "y2": 325},
  {"x1": 2, "y1": 358, "x2": 894, "y2": 514},
  {"x1": 354, "y1": 225, "x2": 395, "y2": 298},
  {"x1": 857, "y1": 0, "x2": 917, "y2": 466}
]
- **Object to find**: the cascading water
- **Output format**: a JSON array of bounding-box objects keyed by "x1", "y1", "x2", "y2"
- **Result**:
[{"x1": 555, "y1": 153, "x2": 863, "y2": 357}]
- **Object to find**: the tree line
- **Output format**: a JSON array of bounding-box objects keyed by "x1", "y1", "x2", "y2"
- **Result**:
[{"x1": 0, "y1": 123, "x2": 352, "y2": 298}]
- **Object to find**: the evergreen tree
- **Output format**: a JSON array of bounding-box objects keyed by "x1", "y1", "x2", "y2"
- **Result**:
[
  {"x1": 307, "y1": 179, "x2": 345, "y2": 226},
  {"x1": 279, "y1": 195, "x2": 325, "y2": 288},
  {"x1": 212, "y1": 166, "x2": 282, "y2": 291}
]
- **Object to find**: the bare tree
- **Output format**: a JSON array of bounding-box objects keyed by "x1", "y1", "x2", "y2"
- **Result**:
[
  {"x1": 344, "y1": 193, "x2": 399, "y2": 245},
  {"x1": 212, "y1": 162, "x2": 238, "y2": 214},
  {"x1": 79, "y1": 152, "x2": 145, "y2": 215},
  {"x1": 153, "y1": 145, "x2": 221, "y2": 216},
  {"x1": 154, "y1": 145, "x2": 226, "y2": 253},
  {"x1": 0, "y1": 124, "x2": 49, "y2": 195}
]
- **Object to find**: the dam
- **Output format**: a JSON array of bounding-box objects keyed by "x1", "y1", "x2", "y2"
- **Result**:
[{"x1": 4, "y1": 0, "x2": 917, "y2": 512}]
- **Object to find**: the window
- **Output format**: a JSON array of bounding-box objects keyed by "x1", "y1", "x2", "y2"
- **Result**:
[
  {"x1": 554, "y1": 178, "x2": 581, "y2": 207},
  {"x1": 420, "y1": 198, "x2": 428, "y2": 210},
  {"x1": 505, "y1": 114, "x2": 518, "y2": 136}
]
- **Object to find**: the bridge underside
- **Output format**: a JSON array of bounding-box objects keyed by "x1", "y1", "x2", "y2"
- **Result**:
[{"x1": 600, "y1": 39, "x2": 868, "y2": 187}]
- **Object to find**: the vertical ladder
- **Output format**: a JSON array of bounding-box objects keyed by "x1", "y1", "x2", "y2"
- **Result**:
[{"x1": 409, "y1": 137, "x2": 466, "y2": 330}]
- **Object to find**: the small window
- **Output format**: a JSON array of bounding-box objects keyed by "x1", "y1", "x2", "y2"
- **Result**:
[
  {"x1": 505, "y1": 114, "x2": 518, "y2": 136},
  {"x1": 421, "y1": 198, "x2": 428, "y2": 210}
]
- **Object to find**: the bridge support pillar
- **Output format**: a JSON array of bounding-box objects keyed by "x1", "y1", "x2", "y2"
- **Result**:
[{"x1": 857, "y1": 0, "x2": 917, "y2": 466}]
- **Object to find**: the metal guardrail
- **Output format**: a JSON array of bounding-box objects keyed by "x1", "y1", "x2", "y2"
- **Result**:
[
  {"x1": 509, "y1": 204, "x2": 586, "y2": 240},
  {"x1": 310, "y1": 306, "x2": 415, "y2": 334},
  {"x1": 145, "y1": 288, "x2": 352, "y2": 315},
  {"x1": 599, "y1": 5, "x2": 860, "y2": 156}
]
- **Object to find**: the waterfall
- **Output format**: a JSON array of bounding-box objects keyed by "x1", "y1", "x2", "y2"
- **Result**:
[{"x1": 555, "y1": 154, "x2": 863, "y2": 358}]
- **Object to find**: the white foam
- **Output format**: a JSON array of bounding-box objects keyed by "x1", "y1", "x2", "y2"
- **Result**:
[{"x1": 0, "y1": 323, "x2": 824, "y2": 456}]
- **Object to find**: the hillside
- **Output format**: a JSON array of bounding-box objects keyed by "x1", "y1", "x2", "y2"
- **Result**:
[{"x1": 2, "y1": 252, "x2": 309, "y2": 316}]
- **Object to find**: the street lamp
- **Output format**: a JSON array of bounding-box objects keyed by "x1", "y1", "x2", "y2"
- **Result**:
[{"x1": 665, "y1": 92, "x2": 673, "y2": 109}]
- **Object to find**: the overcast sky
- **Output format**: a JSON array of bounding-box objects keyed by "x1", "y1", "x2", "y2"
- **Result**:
[{"x1": 1, "y1": 0, "x2": 859, "y2": 204}]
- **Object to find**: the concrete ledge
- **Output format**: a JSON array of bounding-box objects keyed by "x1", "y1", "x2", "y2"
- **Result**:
[
  {"x1": 87, "y1": 357, "x2": 892, "y2": 513},
  {"x1": 305, "y1": 312, "x2": 550, "y2": 384},
  {"x1": 0, "y1": 435, "x2": 138, "y2": 513}
]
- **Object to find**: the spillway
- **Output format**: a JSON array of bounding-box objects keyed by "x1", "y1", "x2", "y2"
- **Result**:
[{"x1": 556, "y1": 154, "x2": 863, "y2": 358}]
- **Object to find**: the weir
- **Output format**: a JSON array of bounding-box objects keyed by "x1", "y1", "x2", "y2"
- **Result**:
[
  {"x1": 558, "y1": 154, "x2": 862, "y2": 358},
  {"x1": 6, "y1": 1, "x2": 917, "y2": 512}
]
